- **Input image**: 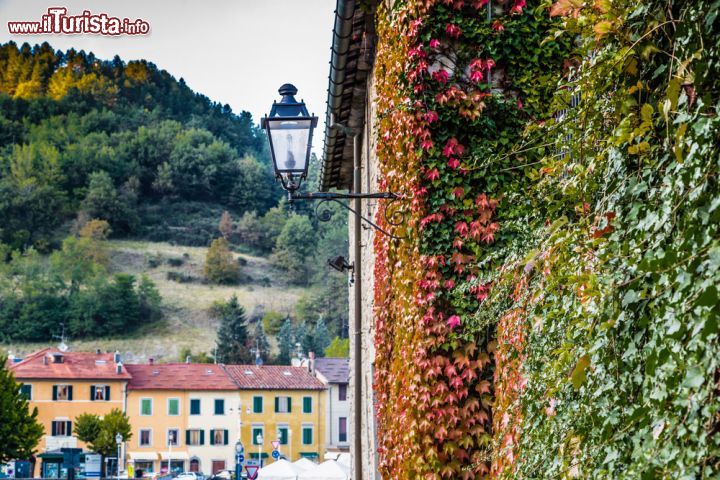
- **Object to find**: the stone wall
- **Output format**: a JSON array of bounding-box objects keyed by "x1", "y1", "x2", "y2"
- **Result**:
[{"x1": 348, "y1": 71, "x2": 382, "y2": 480}]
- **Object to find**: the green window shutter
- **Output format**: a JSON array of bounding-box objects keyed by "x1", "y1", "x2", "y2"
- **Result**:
[
  {"x1": 209, "y1": 430, "x2": 215, "y2": 445},
  {"x1": 52, "y1": 386, "x2": 58, "y2": 401},
  {"x1": 190, "y1": 399, "x2": 200, "y2": 415},
  {"x1": 303, "y1": 397, "x2": 311, "y2": 413},
  {"x1": 224, "y1": 430, "x2": 228, "y2": 445},
  {"x1": 105, "y1": 386, "x2": 110, "y2": 401},
  {"x1": 287, "y1": 397, "x2": 292, "y2": 413},
  {"x1": 252, "y1": 428, "x2": 262, "y2": 444},
  {"x1": 253, "y1": 396, "x2": 262, "y2": 413},
  {"x1": 214, "y1": 399, "x2": 224, "y2": 415},
  {"x1": 274, "y1": 397, "x2": 279, "y2": 413},
  {"x1": 186, "y1": 430, "x2": 191, "y2": 445},
  {"x1": 20, "y1": 384, "x2": 31, "y2": 399},
  {"x1": 66, "y1": 421, "x2": 72, "y2": 435},
  {"x1": 51, "y1": 422, "x2": 57, "y2": 436},
  {"x1": 67, "y1": 386, "x2": 73, "y2": 401},
  {"x1": 279, "y1": 428, "x2": 288, "y2": 445},
  {"x1": 90, "y1": 386, "x2": 96, "y2": 401},
  {"x1": 302, "y1": 428, "x2": 312, "y2": 445},
  {"x1": 199, "y1": 430, "x2": 205, "y2": 445}
]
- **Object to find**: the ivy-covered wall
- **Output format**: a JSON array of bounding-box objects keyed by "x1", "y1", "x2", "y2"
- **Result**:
[{"x1": 371, "y1": 0, "x2": 719, "y2": 478}]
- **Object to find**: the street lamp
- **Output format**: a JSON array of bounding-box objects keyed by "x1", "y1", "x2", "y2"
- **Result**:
[
  {"x1": 255, "y1": 434, "x2": 264, "y2": 467},
  {"x1": 234, "y1": 440, "x2": 244, "y2": 480},
  {"x1": 261, "y1": 84, "x2": 318, "y2": 193},
  {"x1": 115, "y1": 433, "x2": 123, "y2": 480}
]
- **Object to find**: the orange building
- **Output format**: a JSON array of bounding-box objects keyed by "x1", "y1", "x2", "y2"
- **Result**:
[{"x1": 9, "y1": 348, "x2": 131, "y2": 477}]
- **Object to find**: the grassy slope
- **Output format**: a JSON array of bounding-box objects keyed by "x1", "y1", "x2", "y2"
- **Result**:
[{"x1": 3, "y1": 240, "x2": 301, "y2": 363}]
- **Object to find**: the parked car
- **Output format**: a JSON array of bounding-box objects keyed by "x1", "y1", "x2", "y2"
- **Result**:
[
  {"x1": 177, "y1": 472, "x2": 205, "y2": 480},
  {"x1": 210, "y1": 470, "x2": 233, "y2": 480}
]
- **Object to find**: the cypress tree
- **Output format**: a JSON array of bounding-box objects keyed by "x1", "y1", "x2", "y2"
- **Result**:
[{"x1": 215, "y1": 296, "x2": 253, "y2": 364}]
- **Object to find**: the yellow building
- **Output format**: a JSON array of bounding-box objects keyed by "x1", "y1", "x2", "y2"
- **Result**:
[
  {"x1": 224, "y1": 365, "x2": 327, "y2": 464},
  {"x1": 9, "y1": 348, "x2": 131, "y2": 477},
  {"x1": 124, "y1": 362, "x2": 239, "y2": 476}
]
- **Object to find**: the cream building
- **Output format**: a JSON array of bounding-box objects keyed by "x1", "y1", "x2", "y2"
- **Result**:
[{"x1": 125, "y1": 362, "x2": 239, "y2": 476}]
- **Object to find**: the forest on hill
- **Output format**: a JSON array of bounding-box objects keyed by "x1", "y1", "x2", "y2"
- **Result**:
[{"x1": 0, "y1": 42, "x2": 348, "y2": 358}]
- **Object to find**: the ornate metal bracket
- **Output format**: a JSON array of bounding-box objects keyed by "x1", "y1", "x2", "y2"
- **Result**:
[{"x1": 288, "y1": 191, "x2": 407, "y2": 239}]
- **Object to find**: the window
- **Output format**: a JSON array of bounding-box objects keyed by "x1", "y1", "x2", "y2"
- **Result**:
[
  {"x1": 302, "y1": 426, "x2": 313, "y2": 445},
  {"x1": 135, "y1": 461, "x2": 153, "y2": 474},
  {"x1": 186, "y1": 429, "x2": 204, "y2": 446},
  {"x1": 278, "y1": 426, "x2": 289, "y2": 445},
  {"x1": 139, "y1": 429, "x2": 152, "y2": 446},
  {"x1": 338, "y1": 417, "x2": 348, "y2": 443},
  {"x1": 302, "y1": 396, "x2": 312, "y2": 413},
  {"x1": 252, "y1": 427, "x2": 264, "y2": 445},
  {"x1": 91, "y1": 385, "x2": 110, "y2": 401},
  {"x1": 253, "y1": 396, "x2": 263, "y2": 413},
  {"x1": 338, "y1": 384, "x2": 347, "y2": 401},
  {"x1": 274, "y1": 396, "x2": 291, "y2": 413},
  {"x1": 210, "y1": 429, "x2": 228, "y2": 446},
  {"x1": 168, "y1": 398, "x2": 180, "y2": 416},
  {"x1": 20, "y1": 384, "x2": 32, "y2": 399},
  {"x1": 167, "y1": 429, "x2": 179, "y2": 446},
  {"x1": 190, "y1": 399, "x2": 201, "y2": 415},
  {"x1": 51, "y1": 420, "x2": 72, "y2": 437},
  {"x1": 214, "y1": 398, "x2": 224, "y2": 415},
  {"x1": 140, "y1": 398, "x2": 152, "y2": 416},
  {"x1": 53, "y1": 385, "x2": 73, "y2": 401}
]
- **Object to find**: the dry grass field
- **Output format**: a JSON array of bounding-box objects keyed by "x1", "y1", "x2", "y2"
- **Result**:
[{"x1": 3, "y1": 240, "x2": 303, "y2": 363}]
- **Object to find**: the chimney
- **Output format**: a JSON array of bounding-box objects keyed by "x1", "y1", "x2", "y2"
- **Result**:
[
  {"x1": 114, "y1": 351, "x2": 121, "y2": 363},
  {"x1": 96, "y1": 348, "x2": 102, "y2": 355},
  {"x1": 116, "y1": 363, "x2": 123, "y2": 374},
  {"x1": 186, "y1": 356, "x2": 191, "y2": 364},
  {"x1": 43, "y1": 355, "x2": 49, "y2": 365},
  {"x1": 149, "y1": 357, "x2": 155, "y2": 365},
  {"x1": 308, "y1": 351, "x2": 316, "y2": 375}
]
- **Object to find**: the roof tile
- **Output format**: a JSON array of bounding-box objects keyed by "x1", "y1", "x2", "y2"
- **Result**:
[
  {"x1": 10, "y1": 348, "x2": 131, "y2": 380},
  {"x1": 224, "y1": 365, "x2": 326, "y2": 390}
]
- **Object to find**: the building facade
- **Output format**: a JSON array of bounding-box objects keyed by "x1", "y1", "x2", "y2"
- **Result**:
[
  {"x1": 9, "y1": 349, "x2": 131, "y2": 477},
  {"x1": 223, "y1": 365, "x2": 327, "y2": 463},
  {"x1": 310, "y1": 358, "x2": 350, "y2": 457},
  {"x1": 124, "y1": 363, "x2": 239, "y2": 476}
]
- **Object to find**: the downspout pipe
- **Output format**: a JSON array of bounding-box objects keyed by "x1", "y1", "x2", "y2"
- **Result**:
[{"x1": 353, "y1": 131, "x2": 363, "y2": 480}]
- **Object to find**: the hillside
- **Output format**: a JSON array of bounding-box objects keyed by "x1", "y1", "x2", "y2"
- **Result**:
[
  {"x1": 0, "y1": 41, "x2": 349, "y2": 358},
  {"x1": 4, "y1": 240, "x2": 306, "y2": 362}
]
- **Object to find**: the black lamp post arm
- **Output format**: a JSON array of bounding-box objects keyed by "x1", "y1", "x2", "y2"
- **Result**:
[{"x1": 290, "y1": 191, "x2": 406, "y2": 240}]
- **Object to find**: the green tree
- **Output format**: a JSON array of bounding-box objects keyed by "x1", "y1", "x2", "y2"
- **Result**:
[
  {"x1": 272, "y1": 214, "x2": 316, "y2": 285},
  {"x1": 215, "y1": 295, "x2": 253, "y2": 364},
  {"x1": 277, "y1": 317, "x2": 296, "y2": 365},
  {"x1": 311, "y1": 317, "x2": 332, "y2": 356},
  {"x1": 262, "y1": 311, "x2": 285, "y2": 336},
  {"x1": 204, "y1": 237, "x2": 240, "y2": 284},
  {"x1": 82, "y1": 171, "x2": 138, "y2": 233},
  {"x1": 324, "y1": 337, "x2": 349, "y2": 358},
  {"x1": 73, "y1": 413, "x2": 102, "y2": 445},
  {"x1": 0, "y1": 355, "x2": 44, "y2": 462},
  {"x1": 92, "y1": 408, "x2": 132, "y2": 457}
]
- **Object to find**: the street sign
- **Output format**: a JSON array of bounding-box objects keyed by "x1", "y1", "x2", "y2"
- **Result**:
[
  {"x1": 237, "y1": 454, "x2": 245, "y2": 464},
  {"x1": 245, "y1": 465, "x2": 259, "y2": 480},
  {"x1": 271, "y1": 440, "x2": 280, "y2": 450},
  {"x1": 271, "y1": 450, "x2": 280, "y2": 460}
]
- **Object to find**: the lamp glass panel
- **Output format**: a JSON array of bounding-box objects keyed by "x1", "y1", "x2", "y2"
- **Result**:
[{"x1": 268, "y1": 119, "x2": 311, "y2": 174}]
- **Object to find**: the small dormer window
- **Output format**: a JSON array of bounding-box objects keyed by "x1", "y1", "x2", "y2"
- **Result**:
[{"x1": 52, "y1": 353, "x2": 64, "y2": 364}]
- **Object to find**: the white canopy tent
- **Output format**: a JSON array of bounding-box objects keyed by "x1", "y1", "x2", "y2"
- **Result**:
[
  {"x1": 297, "y1": 460, "x2": 349, "y2": 480},
  {"x1": 336, "y1": 453, "x2": 351, "y2": 468},
  {"x1": 292, "y1": 458, "x2": 317, "y2": 472},
  {"x1": 257, "y1": 459, "x2": 299, "y2": 480}
]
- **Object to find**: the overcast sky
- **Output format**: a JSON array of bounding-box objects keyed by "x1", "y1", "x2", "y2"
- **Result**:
[{"x1": 0, "y1": 0, "x2": 336, "y2": 152}]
